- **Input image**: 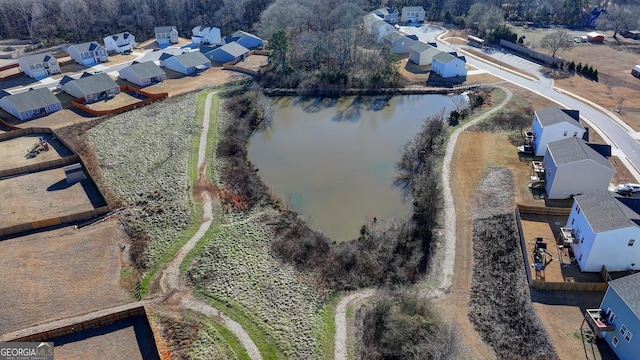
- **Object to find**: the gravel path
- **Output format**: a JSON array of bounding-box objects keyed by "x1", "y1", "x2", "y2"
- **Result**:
[
  {"x1": 157, "y1": 91, "x2": 263, "y2": 360},
  {"x1": 332, "y1": 86, "x2": 513, "y2": 360}
]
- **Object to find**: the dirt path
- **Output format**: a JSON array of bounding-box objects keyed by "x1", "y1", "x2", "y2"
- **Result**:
[
  {"x1": 156, "y1": 91, "x2": 263, "y2": 360},
  {"x1": 332, "y1": 86, "x2": 513, "y2": 360}
]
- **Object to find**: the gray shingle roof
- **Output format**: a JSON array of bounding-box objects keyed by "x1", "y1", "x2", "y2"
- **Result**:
[
  {"x1": 433, "y1": 51, "x2": 458, "y2": 64},
  {"x1": 2, "y1": 88, "x2": 60, "y2": 112},
  {"x1": 66, "y1": 73, "x2": 119, "y2": 95},
  {"x1": 372, "y1": 19, "x2": 390, "y2": 28},
  {"x1": 535, "y1": 106, "x2": 584, "y2": 128},
  {"x1": 403, "y1": 6, "x2": 424, "y2": 11},
  {"x1": 155, "y1": 26, "x2": 176, "y2": 34},
  {"x1": 574, "y1": 190, "x2": 640, "y2": 233},
  {"x1": 123, "y1": 61, "x2": 165, "y2": 79},
  {"x1": 109, "y1": 32, "x2": 132, "y2": 41},
  {"x1": 385, "y1": 31, "x2": 411, "y2": 43},
  {"x1": 69, "y1": 41, "x2": 102, "y2": 53},
  {"x1": 373, "y1": 7, "x2": 398, "y2": 17},
  {"x1": 232, "y1": 30, "x2": 261, "y2": 40},
  {"x1": 547, "y1": 137, "x2": 613, "y2": 170},
  {"x1": 410, "y1": 41, "x2": 436, "y2": 53},
  {"x1": 173, "y1": 51, "x2": 210, "y2": 68},
  {"x1": 211, "y1": 42, "x2": 249, "y2": 58},
  {"x1": 20, "y1": 53, "x2": 56, "y2": 66},
  {"x1": 608, "y1": 272, "x2": 640, "y2": 320}
]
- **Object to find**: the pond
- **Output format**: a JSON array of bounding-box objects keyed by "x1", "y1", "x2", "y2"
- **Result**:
[{"x1": 247, "y1": 94, "x2": 465, "y2": 242}]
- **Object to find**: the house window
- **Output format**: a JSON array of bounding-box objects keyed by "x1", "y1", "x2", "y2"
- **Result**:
[
  {"x1": 571, "y1": 218, "x2": 575, "y2": 225},
  {"x1": 612, "y1": 336, "x2": 619, "y2": 347},
  {"x1": 581, "y1": 237, "x2": 584, "y2": 244},
  {"x1": 626, "y1": 331, "x2": 633, "y2": 342},
  {"x1": 576, "y1": 205, "x2": 580, "y2": 214},
  {"x1": 607, "y1": 310, "x2": 616, "y2": 324},
  {"x1": 579, "y1": 254, "x2": 582, "y2": 261},
  {"x1": 629, "y1": 239, "x2": 635, "y2": 246},
  {"x1": 620, "y1": 324, "x2": 627, "y2": 335},
  {"x1": 564, "y1": 131, "x2": 568, "y2": 136},
  {"x1": 573, "y1": 132, "x2": 578, "y2": 137}
]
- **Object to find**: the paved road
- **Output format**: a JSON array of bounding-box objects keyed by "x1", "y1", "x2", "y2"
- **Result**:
[{"x1": 402, "y1": 25, "x2": 640, "y2": 180}]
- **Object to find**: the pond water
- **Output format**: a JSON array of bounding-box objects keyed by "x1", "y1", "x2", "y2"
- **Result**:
[{"x1": 247, "y1": 94, "x2": 465, "y2": 242}]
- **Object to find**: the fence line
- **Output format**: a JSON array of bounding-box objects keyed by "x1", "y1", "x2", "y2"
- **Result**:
[
  {"x1": 71, "y1": 85, "x2": 168, "y2": 116},
  {"x1": 0, "y1": 206, "x2": 111, "y2": 238},
  {"x1": 0, "y1": 155, "x2": 81, "y2": 179},
  {"x1": 500, "y1": 39, "x2": 561, "y2": 65}
]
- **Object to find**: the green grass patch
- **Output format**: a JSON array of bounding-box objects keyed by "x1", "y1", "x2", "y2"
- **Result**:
[
  {"x1": 321, "y1": 296, "x2": 337, "y2": 360},
  {"x1": 179, "y1": 224, "x2": 221, "y2": 273},
  {"x1": 205, "y1": 317, "x2": 252, "y2": 360},
  {"x1": 199, "y1": 292, "x2": 286, "y2": 360}
]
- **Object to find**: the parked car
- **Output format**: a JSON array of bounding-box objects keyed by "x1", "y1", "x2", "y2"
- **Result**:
[{"x1": 616, "y1": 183, "x2": 640, "y2": 196}]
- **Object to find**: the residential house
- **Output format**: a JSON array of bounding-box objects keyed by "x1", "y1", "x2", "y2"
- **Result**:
[
  {"x1": 204, "y1": 42, "x2": 250, "y2": 63},
  {"x1": 363, "y1": 13, "x2": 382, "y2": 34},
  {"x1": 18, "y1": 53, "x2": 61, "y2": 79},
  {"x1": 409, "y1": 41, "x2": 441, "y2": 66},
  {"x1": 431, "y1": 52, "x2": 467, "y2": 78},
  {"x1": 373, "y1": 7, "x2": 399, "y2": 24},
  {"x1": 67, "y1": 42, "x2": 108, "y2": 66},
  {"x1": 225, "y1": 30, "x2": 263, "y2": 50},
  {"x1": 371, "y1": 19, "x2": 395, "y2": 43},
  {"x1": 384, "y1": 31, "x2": 416, "y2": 54},
  {"x1": 593, "y1": 272, "x2": 640, "y2": 359},
  {"x1": 401, "y1": 6, "x2": 425, "y2": 23},
  {"x1": 154, "y1": 26, "x2": 179, "y2": 45},
  {"x1": 531, "y1": 106, "x2": 586, "y2": 156},
  {"x1": 160, "y1": 51, "x2": 211, "y2": 75},
  {"x1": 118, "y1": 61, "x2": 166, "y2": 87},
  {"x1": 543, "y1": 137, "x2": 614, "y2": 199},
  {"x1": 103, "y1": 32, "x2": 136, "y2": 54},
  {"x1": 562, "y1": 190, "x2": 640, "y2": 272},
  {"x1": 191, "y1": 26, "x2": 222, "y2": 45},
  {"x1": 60, "y1": 73, "x2": 120, "y2": 103},
  {"x1": 0, "y1": 88, "x2": 61, "y2": 121}
]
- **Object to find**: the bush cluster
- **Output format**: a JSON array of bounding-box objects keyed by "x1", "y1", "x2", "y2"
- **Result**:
[
  {"x1": 358, "y1": 291, "x2": 463, "y2": 360},
  {"x1": 563, "y1": 61, "x2": 598, "y2": 80}
]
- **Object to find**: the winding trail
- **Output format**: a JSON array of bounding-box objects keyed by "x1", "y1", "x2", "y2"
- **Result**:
[
  {"x1": 157, "y1": 91, "x2": 262, "y2": 360},
  {"x1": 332, "y1": 86, "x2": 513, "y2": 360}
]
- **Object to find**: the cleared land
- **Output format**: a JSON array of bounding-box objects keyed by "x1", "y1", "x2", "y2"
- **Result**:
[
  {"x1": 0, "y1": 167, "x2": 103, "y2": 228},
  {"x1": 0, "y1": 133, "x2": 73, "y2": 171},
  {"x1": 51, "y1": 315, "x2": 159, "y2": 360},
  {"x1": 85, "y1": 90, "x2": 149, "y2": 112},
  {"x1": 0, "y1": 220, "x2": 130, "y2": 334}
]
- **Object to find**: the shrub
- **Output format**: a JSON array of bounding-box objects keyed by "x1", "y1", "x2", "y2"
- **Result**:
[{"x1": 568, "y1": 61, "x2": 575, "y2": 71}]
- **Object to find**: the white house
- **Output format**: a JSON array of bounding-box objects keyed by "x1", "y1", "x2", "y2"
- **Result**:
[
  {"x1": 191, "y1": 26, "x2": 222, "y2": 45},
  {"x1": 103, "y1": 32, "x2": 136, "y2": 54},
  {"x1": 154, "y1": 26, "x2": 179, "y2": 45},
  {"x1": 0, "y1": 88, "x2": 61, "y2": 121},
  {"x1": 225, "y1": 30, "x2": 263, "y2": 49},
  {"x1": 60, "y1": 73, "x2": 120, "y2": 103},
  {"x1": 384, "y1": 31, "x2": 416, "y2": 54},
  {"x1": 371, "y1": 19, "x2": 395, "y2": 43},
  {"x1": 543, "y1": 137, "x2": 614, "y2": 199},
  {"x1": 563, "y1": 190, "x2": 640, "y2": 272},
  {"x1": 373, "y1": 7, "x2": 399, "y2": 24},
  {"x1": 531, "y1": 106, "x2": 585, "y2": 156},
  {"x1": 409, "y1": 41, "x2": 441, "y2": 66},
  {"x1": 431, "y1": 52, "x2": 467, "y2": 78},
  {"x1": 401, "y1": 6, "x2": 425, "y2": 23},
  {"x1": 363, "y1": 13, "x2": 382, "y2": 34},
  {"x1": 204, "y1": 42, "x2": 250, "y2": 63},
  {"x1": 160, "y1": 51, "x2": 211, "y2": 75},
  {"x1": 67, "y1": 42, "x2": 108, "y2": 66},
  {"x1": 18, "y1": 53, "x2": 60, "y2": 79},
  {"x1": 118, "y1": 61, "x2": 166, "y2": 87},
  {"x1": 592, "y1": 273, "x2": 640, "y2": 359}
]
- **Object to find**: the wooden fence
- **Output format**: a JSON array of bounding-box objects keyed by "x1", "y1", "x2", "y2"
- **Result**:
[
  {"x1": 0, "y1": 206, "x2": 111, "y2": 238},
  {"x1": 515, "y1": 204, "x2": 607, "y2": 292},
  {"x1": 71, "y1": 85, "x2": 168, "y2": 116},
  {"x1": 0, "y1": 154, "x2": 81, "y2": 179},
  {"x1": 500, "y1": 39, "x2": 561, "y2": 65},
  {"x1": 9, "y1": 306, "x2": 147, "y2": 342},
  {"x1": 0, "y1": 62, "x2": 19, "y2": 72}
]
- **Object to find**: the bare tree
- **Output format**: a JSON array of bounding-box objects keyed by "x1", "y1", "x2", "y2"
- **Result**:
[
  {"x1": 598, "y1": 5, "x2": 639, "y2": 40},
  {"x1": 539, "y1": 29, "x2": 573, "y2": 58},
  {"x1": 14, "y1": 0, "x2": 42, "y2": 43}
]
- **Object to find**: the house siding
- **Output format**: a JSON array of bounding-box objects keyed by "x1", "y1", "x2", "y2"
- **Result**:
[
  {"x1": 19, "y1": 56, "x2": 61, "y2": 79},
  {"x1": 587, "y1": 228, "x2": 640, "y2": 272},
  {"x1": 432, "y1": 58, "x2": 467, "y2": 78},
  {"x1": 531, "y1": 116, "x2": 585, "y2": 156},
  {"x1": 600, "y1": 288, "x2": 640, "y2": 359},
  {"x1": 401, "y1": 7, "x2": 425, "y2": 23},
  {"x1": 0, "y1": 97, "x2": 61, "y2": 121},
  {"x1": 543, "y1": 156, "x2": 614, "y2": 199},
  {"x1": 566, "y1": 203, "x2": 597, "y2": 272}
]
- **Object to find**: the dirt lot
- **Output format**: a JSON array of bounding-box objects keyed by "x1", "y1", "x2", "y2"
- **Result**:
[
  {"x1": 51, "y1": 315, "x2": 159, "y2": 360},
  {"x1": 86, "y1": 91, "x2": 148, "y2": 111},
  {"x1": 0, "y1": 167, "x2": 103, "y2": 228},
  {"x1": 0, "y1": 220, "x2": 130, "y2": 334},
  {"x1": 0, "y1": 133, "x2": 73, "y2": 172}
]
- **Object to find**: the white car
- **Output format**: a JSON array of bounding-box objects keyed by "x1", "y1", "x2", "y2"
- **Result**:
[{"x1": 616, "y1": 183, "x2": 640, "y2": 195}]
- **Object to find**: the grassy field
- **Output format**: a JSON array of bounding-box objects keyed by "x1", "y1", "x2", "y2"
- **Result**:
[{"x1": 88, "y1": 94, "x2": 199, "y2": 272}]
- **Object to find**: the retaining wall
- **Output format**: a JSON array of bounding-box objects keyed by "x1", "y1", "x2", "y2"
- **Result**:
[{"x1": 515, "y1": 204, "x2": 606, "y2": 291}]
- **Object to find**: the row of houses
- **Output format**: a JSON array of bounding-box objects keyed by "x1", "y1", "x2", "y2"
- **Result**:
[
  {"x1": 363, "y1": 9, "x2": 467, "y2": 78},
  {"x1": 367, "y1": 6, "x2": 426, "y2": 25},
  {"x1": 524, "y1": 106, "x2": 640, "y2": 359}
]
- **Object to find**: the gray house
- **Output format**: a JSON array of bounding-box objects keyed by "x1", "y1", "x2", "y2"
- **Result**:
[
  {"x1": 60, "y1": 73, "x2": 120, "y2": 103},
  {"x1": 373, "y1": 7, "x2": 399, "y2": 24},
  {"x1": 402, "y1": 6, "x2": 425, "y2": 23},
  {"x1": 118, "y1": 61, "x2": 166, "y2": 87},
  {"x1": 226, "y1": 30, "x2": 263, "y2": 50},
  {"x1": 154, "y1": 26, "x2": 179, "y2": 45},
  {"x1": 160, "y1": 51, "x2": 211, "y2": 75},
  {"x1": 384, "y1": 31, "x2": 416, "y2": 54},
  {"x1": 67, "y1": 41, "x2": 108, "y2": 66},
  {"x1": 0, "y1": 88, "x2": 62, "y2": 121},
  {"x1": 409, "y1": 41, "x2": 441, "y2": 65},
  {"x1": 18, "y1": 53, "x2": 61, "y2": 79},
  {"x1": 543, "y1": 137, "x2": 614, "y2": 199},
  {"x1": 205, "y1": 42, "x2": 250, "y2": 63}
]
